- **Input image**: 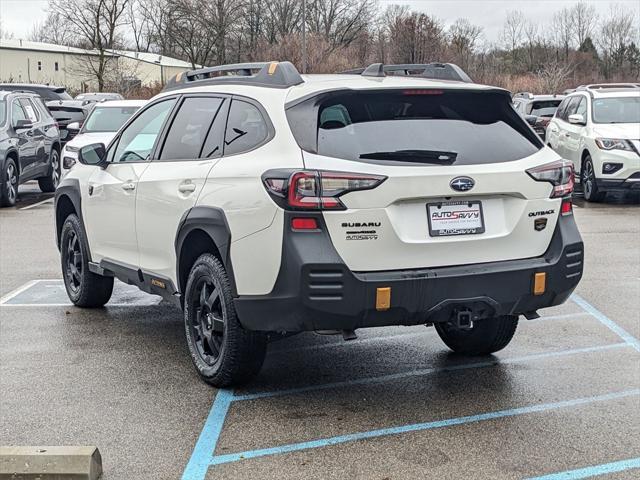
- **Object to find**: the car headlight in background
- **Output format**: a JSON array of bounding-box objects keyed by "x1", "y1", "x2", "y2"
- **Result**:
[{"x1": 595, "y1": 138, "x2": 633, "y2": 151}]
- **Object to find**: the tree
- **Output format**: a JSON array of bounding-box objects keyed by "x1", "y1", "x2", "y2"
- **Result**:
[
  {"x1": 448, "y1": 18, "x2": 482, "y2": 70},
  {"x1": 28, "y1": 12, "x2": 75, "y2": 45},
  {"x1": 47, "y1": 0, "x2": 130, "y2": 91},
  {"x1": 568, "y1": 2, "x2": 597, "y2": 47},
  {"x1": 0, "y1": 20, "x2": 14, "y2": 39},
  {"x1": 551, "y1": 7, "x2": 574, "y2": 61},
  {"x1": 597, "y1": 5, "x2": 637, "y2": 78}
]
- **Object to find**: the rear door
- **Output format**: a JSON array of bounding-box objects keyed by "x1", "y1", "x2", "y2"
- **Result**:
[
  {"x1": 10, "y1": 98, "x2": 37, "y2": 178},
  {"x1": 288, "y1": 88, "x2": 563, "y2": 272},
  {"x1": 136, "y1": 94, "x2": 229, "y2": 281},
  {"x1": 19, "y1": 98, "x2": 47, "y2": 173}
]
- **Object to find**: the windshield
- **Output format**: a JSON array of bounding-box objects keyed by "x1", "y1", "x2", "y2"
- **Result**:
[
  {"x1": 0, "y1": 100, "x2": 5, "y2": 125},
  {"x1": 592, "y1": 97, "x2": 640, "y2": 124},
  {"x1": 529, "y1": 100, "x2": 562, "y2": 117},
  {"x1": 287, "y1": 89, "x2": 541, "y2": 166},
  {"x1": 82, "y1": 106, "x2": 140, "y2": 133}
]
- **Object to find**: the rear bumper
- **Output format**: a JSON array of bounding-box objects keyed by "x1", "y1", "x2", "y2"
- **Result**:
[{"x1": 234, "y1": 212, "x2": 584, "y2": 332}]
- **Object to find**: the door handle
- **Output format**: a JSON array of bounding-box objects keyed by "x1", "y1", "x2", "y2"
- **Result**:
[
  {"x1": 564, "y1": 133, "x2": 571, "y2": 137},
  {"x1": 122, "y1": 182, "x2": 136, "y2": 191},
  {"x1": 178, "y1": 181, "x2": 196, "y2": 194}
]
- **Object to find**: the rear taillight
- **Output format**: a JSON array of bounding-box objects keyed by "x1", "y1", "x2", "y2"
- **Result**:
[
  {"x1": 526, "y1": 160, "x2": 574, "y2": 198},
  {"x1": 263, "y1": 170, "x2": 387, "y2": 210}
]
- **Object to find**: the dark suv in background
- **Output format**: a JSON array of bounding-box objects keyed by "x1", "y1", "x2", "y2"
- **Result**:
[
  {"x1": 0, "y1": 91, "x2": 61, "y2": 207},
  {"x1": 512, "y1": 93, "x2": 564, "y2": 141},
  {"x1": 0, "y1": 84, "x2": 91, "y2": 145}
]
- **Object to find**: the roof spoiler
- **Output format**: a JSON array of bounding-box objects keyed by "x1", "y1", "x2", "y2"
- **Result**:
[
  {"x1": 163, "y1": 61, "x2": 304, "y2": 91},
  {"x1": 341, "y1": 63, "x2": 473, "y2": 83}
]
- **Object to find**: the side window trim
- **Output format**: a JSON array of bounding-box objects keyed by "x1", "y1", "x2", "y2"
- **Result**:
[{"x1": 222, "y1": 94, "x2": 275, "y2": 157}]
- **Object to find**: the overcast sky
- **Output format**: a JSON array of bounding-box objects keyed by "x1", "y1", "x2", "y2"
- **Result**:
[{"x1": 1, "y1": 0, "x2": 639, "y2": 45}]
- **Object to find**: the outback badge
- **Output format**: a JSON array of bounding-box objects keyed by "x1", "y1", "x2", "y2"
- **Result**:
[
  {"x1": 450, "y1": 176, "x2": 475, "y2": 192},
  {"x1": 534, "y1": 218, "x2": 548, "y2": 231}
]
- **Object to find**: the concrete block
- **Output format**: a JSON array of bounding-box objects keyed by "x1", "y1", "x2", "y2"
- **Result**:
[{"x1": 0, "y1": 446, "x2": 102, "y2": 480}]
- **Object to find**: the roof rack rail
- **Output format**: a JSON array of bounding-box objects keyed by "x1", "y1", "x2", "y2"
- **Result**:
[
  {"x1": 341, "y1": 63, "x2": 473, "y2": 83},
  {"x1": 163, "y1": 61, "x2": 304, "y2": 91},
  {"x1": 577, "y1": 83, "x2": 640, "y2": 91}
]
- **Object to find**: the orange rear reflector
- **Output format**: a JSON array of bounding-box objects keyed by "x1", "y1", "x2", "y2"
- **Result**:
[
  {"x1": 533, "y1": 272, "x2": 546, "y2": 296},
  {"x1": 268, "y1": 62, "x2": 278, "y2": 75},
  {"x1": 376, "y1": 287, "x2": 391, "y2": 311}
]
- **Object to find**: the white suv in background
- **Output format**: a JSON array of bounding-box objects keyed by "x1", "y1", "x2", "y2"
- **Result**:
[
  {"x1": 55, "y1": 62, "x2": 583, "y2": 387},
  {"x1": 61, "y1": 100, "x2": 146, "y2": 177},
  {"x1": 546, "y1": 84, "x2": 640, "y2": 201}
]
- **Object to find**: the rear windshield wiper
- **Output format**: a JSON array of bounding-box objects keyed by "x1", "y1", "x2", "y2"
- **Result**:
[{"x1": 359, "y1": 150, "x2": 457, "y2": 164}]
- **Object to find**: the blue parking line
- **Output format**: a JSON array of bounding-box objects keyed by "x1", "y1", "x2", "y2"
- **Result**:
[
  {"x1": 572, "y1": 294, "x2": 640, "y2": 352},
  {"x1": 525, "y1": 457, "x2": 640, "y2": 479},
  {"x1": 208, "y1": 389, "x2": 640, "y2": 467},
  {"x1": 233, "y1": 343, "x2": 628, "y2": 401},
  {"x1": 182, "y1": 389, "x2": 234, "y2": 480}
]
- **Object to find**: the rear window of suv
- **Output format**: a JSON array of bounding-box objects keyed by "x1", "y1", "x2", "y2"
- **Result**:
[{"x1": 286, "y1": 89, "x2": 542, "y2": 166}]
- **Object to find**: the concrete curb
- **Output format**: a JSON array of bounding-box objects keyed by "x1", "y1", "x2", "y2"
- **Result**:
[{"x1": 0, "y1": 446, "x2": 102, "y2": 480}]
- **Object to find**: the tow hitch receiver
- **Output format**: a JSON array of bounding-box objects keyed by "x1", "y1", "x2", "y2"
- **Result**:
[{"x1": 455, "y1": 309, "x2": 474, "y2": 329}]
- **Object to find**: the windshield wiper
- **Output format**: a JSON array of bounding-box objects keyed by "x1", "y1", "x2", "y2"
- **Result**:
[{"x1": 359, "y1": 149, "x2": 457, "y2": 164}]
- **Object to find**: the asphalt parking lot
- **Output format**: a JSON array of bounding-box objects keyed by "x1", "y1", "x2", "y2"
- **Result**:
[{"x1": 1, "y1": 183, "x2": 639, "y2": 480}]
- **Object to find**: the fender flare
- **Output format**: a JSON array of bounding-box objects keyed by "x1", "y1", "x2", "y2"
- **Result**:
[
  {"x1": 54, "y1": 177, "x2": 90, "y2": 258},
  {"x1": 174, "y1": 206, "x2": 237, "y2": 295}
]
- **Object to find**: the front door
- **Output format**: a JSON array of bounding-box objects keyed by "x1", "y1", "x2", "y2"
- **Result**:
[{"x1": 83, "y1": 98, "x2": 177, "y2": 267}]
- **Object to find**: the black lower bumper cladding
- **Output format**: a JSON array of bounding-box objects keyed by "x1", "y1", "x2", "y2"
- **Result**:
[{"x1": 235, "y1": 212, "x2": 584, "y2": 332}]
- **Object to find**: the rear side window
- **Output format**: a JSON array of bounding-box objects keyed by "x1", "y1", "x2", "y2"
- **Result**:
[
  {"x1": 287, "y1": 89, "x2": 542, "y2": 166},
  {"x1": 159, "y1": 96, "x2": 225, "y2": 161},
  {"x1": 224, "y1": 100, "x2": 270, "y2": 156},
  {"x1": 19, "y1": 98, "x2": 39, "y2": 122},
  {"x1": 11, "y1": 99, "x2": 27, "y2": 125}
]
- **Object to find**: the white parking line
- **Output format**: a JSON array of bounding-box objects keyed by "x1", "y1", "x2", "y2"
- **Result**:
[
  {"x1": 0, "y1": 279, "x2": 46, "y2": 304},
  {"x1": 19, "y1": 197, "x2": 54, "y2": 210}
]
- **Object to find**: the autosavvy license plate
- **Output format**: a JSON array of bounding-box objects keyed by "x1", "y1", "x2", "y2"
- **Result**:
[{"x1": 427, "y1": 201, "x2": 485, "y2": 237}]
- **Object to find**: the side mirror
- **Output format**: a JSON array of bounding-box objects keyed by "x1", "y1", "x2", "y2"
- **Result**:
[
  {"x1": 14, "y1": 119, "x2": 33, "y2": 130},
  {"x1": 77, "y1": 143, "x2": 106, "y2": 166},
  {"x1": 67, "y1": 121, "x2": 81, "y2": 131},
  {"x1": 568, "y1": 114, "x2": 585, "y2": 125}
]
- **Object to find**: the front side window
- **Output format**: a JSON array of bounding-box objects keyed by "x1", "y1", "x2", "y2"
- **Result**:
[
  {"x1": 224, "y1": 100, "x2": 270, "y2": 156},
  {"x1": 592, "y1": 97, "x2": 640, "y2": 124},
  {"x1": 575, "y1": 97, "x2": 587, "y2": 119},
  {"x1": 159, "y1": 97, "x2": 224, "y2": 161},
  {"x1": 82, "y1": 105, "x2": 141, "y2": 133},
  {"x1": 287, "y1": 89, "x2": 542, "y2": 166},
  {"x1": 563, "y1": 96, "x2": 582, "y2": 120},
  {"x1": 112, "y1": 99, "x2": 176, "y2": 163}
]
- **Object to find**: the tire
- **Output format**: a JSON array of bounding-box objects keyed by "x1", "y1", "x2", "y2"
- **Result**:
[
  {"x1": 435, "y1": 315, "x2": 518, "y2": 356},
  {"x1": 60, "y1": 214, "x2": 114, "y2": 307},
  {"x1": 1, "y1": 158, "x2": 18, "y2": 207},
  {"x1": 582, "y1": 156, "x2": 605, "y2": 202},
  {"x1": 38, "y1": 148, "x2": 60, "y2": 193},
  {"x1": 184, "y1": 253, "x2": 267, "y2": 387}
]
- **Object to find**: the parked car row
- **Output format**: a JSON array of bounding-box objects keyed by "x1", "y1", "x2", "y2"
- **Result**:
[
  {"x1": 0, "y1": 83, "x2": 138, "y2": 206},
  {"x1": 513, "y1": 84, "x2": 639, "y2": 201}
]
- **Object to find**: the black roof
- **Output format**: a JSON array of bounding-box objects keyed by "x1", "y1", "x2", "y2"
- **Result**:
[{"x1": 0, "y1": 83, "x2": 67, "y2": 93}]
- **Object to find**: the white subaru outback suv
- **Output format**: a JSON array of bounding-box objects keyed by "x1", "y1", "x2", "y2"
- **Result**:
[
  {"x1": 55, "y1": 62, "x2": 583, "y2": 387},
  {"x1": 546, "y1": 84, "x2": 640, "y2": 201}
]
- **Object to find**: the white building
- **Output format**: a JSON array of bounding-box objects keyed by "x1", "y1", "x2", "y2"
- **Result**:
[{"x1": 0, "y1": 38, "x2": 197, "y2": 92}]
